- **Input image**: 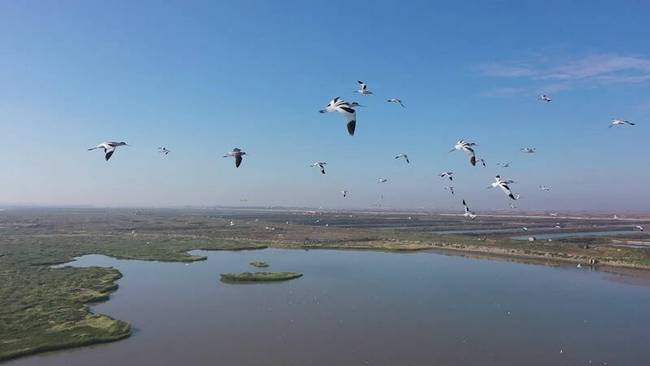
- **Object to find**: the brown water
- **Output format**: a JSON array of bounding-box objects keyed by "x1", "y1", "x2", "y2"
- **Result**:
[{"x1": 8, "y1": 249, "x2": 650, "y2": 366}]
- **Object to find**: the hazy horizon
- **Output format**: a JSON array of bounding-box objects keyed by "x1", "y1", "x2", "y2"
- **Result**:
[{"x1": 2, "y1": 1, "x2": 649, "y2": 211}]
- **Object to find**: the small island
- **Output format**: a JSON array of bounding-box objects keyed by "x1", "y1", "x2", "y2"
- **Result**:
[
  {"x1": 249, "y1": 260, "x2": 269, "y2": 268},
  {"x1": 220, "y1": 271, "x2": 303, "y2": 283}
]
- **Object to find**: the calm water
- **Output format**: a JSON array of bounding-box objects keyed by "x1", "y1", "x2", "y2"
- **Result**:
[
  {"x1": 511, "y1": 230, "x2": 643, "y2": 240},
  {"x1": 8, "y1": 249, "x2": 650, "y2": 366}
]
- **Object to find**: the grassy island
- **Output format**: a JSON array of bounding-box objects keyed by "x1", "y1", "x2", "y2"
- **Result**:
[
  {"x1": 220, "y1": 271, "x2": 302, "y2": 283},
  {"x1": 249, "y1": 260, "x2": 269, "y2": 268}
]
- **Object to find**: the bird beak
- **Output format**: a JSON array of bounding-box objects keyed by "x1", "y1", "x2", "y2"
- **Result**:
[{"x1": 448, "y1": 149, "x2": 455, "y2": 153}]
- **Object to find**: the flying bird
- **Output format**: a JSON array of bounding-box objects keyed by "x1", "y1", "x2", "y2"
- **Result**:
[
  {"x1": 635, "y1": 225, "x2": 644, "y2": 231},
  {"x1": 539, "y1": 185, "x2": 551, "y2": 192},
  {"x1": 609, "y1": 119, "x2": 635, "y2": 128},
  {"x1": 355, "y1": 80, "x2": 373, "y2": 95},
  {"x1": 319, "y1": 97, "x2": 357, "y2": 136},
  {"x1": 88, "y1": 141, "x2": 128, "y2": 161},
  {"x1": 310, "y1": 161, "x2": 327, "y2": 174},
  {"x1": 538, "y1": 94, "x2": 552, "y2": 102},
  {"x1": 394, "y1": 154, "x2": 410, "y2": 164},
  {"x1": 520, "y1": 147, "x2": 536, "y2": 154},
  {"x1": 377, "y1": 178, "x2": 388, "y2": 183},
  {"x1": 497, "y1": 162, "x2": 512, "y2": 168},
  {"x1": 223, "y1": 148, "x2": 247, "y2": 168},
  {"x1": 450, "y1": 139, "x2": 479, "y2": 166},
  {"x1": 477, "y1": 158, "x2": 487, "y2": 167},
  {"x1": 341, "y1": 190, "x2": 349, "y2": 198},
  {"x1": 489, "y1": 175, "x2": 519, "y2": 200},
  {"x1": 444, "y1": 186, "x2": 455, "y2": 195},
  {"x1": 462, "y1": 200, "x2": 477, "y2": 220},
  {"x1": 387, "y1": 98, "x2": 405, "y2": 108},
  {"x1": 549, "y1": 212, "x2": 558, "y2": 217},
  {"x1": 439, "y1": 171, "x2": 454, "y2": 181},
  {"x1": 158, "y1": 147, "x2": 171, "y2": 155}
]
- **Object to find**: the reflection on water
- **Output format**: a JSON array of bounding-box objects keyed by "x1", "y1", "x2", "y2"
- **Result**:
[{"x1": 9, "y1": 249, "x2": 650, "y2": 366}]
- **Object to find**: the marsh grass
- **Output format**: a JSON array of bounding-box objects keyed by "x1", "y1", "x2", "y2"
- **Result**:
[
  {"x1": 1, "y1": 208, "x2": 648, "y2": 361},
  {"x1": 249, "y1": 261, "x2": 269, "y2": 268},
  {"x1": 220, "y1": 271, "x2": 303, "y2": 283}
]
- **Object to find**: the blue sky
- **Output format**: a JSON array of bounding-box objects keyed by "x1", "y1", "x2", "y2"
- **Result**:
[{"x1": 1, "y1": 1, "x2": 649, "y2": 211}]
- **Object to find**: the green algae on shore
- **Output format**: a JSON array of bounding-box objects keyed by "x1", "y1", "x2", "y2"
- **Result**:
[
  {"x1": 220, "y1": 271, "x2": 302, "y2": 283},
  {"x1": 249, "y1": 260, "x2": 269, "y2": 268}
]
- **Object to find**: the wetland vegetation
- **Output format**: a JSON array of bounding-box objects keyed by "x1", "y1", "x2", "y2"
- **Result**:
[
  {"x1": 249, "y1": 260, "x2": 269, "y2": 268},
  {"x1": 220, "y1": 271, "x2": 303, "y2": 283},
  {"x1": 0, "y1": 207, "x2": 648, "y2": 361}
]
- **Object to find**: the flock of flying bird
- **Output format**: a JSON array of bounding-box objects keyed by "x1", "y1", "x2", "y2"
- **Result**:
[{"x1": 87, "y1": 81, "x2": 640, "y2": 221}]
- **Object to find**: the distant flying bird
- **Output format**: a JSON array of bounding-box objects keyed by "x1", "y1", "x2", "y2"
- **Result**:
[
  {"x1": 341, "y1": 190, "x2": 349, "y2": 198},
  {"x1": 319, "y1": 97, "x2": 357, "y2": 136},
  {"x1": 539, "y1": 185, "x2": 551, "y2": 192},
  {"x1": 538, "y1": 94, "x2": 552, "y2": 102},
  {"x1": 310, "y1": 161, "x2": 327, "y2": 174},
  {"x1": 521, "y1": 147, "x2": 536, "y2": 154},
  {"x1": 522, "y1": 227, "x2": 529, "y2": 231},
  {"x1": 549, "y1": 212, "x2": 559, "y2": 217},
  {"x1": 439, "y1": 171, "x2": 454, "y2": 181},
  {"x1": 462, "y1": 199, "x2": 477, "y2": 220},
  {"x1": 355, "y1": 80, "x2": 373, "y2": 95},
  {"x1": 158, "y1": 147, "x2": 171, "y2": 155},
  {"x1": 609, "y1": 119, "x2": 635, "y2": 128},
  {"x1": 377, "y1": 178, "x2": 388, "y2": 183},
  {"x1": 477, "y1": 158, "x2": 487, "y2": 167},
  {"x1": 509, "y1": 203, "x2": 517, "y2": 209},
  {"x1": 497, "y1": 162, "x2": 512, "y2": 168},
  {"x1": 394, "y1": 153, "x2": 410, "y2": 164},
  {"x1": 387, "y1": 98, "x2": 405, "y2": 108},
  {"x1": 613, "y1": 214, "x2": 619, "y2": 220},
  {"x1": 88, "y1": 141, "x2": 128, "y2": 161},
  {"x1": 490, "y1": 175, "x2": 519, "y2": 200},
  {"x1": 450, "y1": 139, "x2": 478, "y2": 166},
  {"x1": 444, "y1": 186, "x2": 455, "y2": 195},
  {"x1": 223, "y1": 148, "x2": 247, "y2": 168},
  {"x1": 635, "y1": 225, "x2": 644, "y2": 231}
]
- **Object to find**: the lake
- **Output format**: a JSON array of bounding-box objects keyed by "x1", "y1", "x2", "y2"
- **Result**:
[{"x1": 7, "y1": 249, "x2": 650, "y2": 366}]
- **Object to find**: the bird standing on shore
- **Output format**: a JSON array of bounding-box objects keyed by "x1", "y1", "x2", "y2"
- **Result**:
[
  {"x1": 320, "y1": 97, "x2": 357, "y2": 136},
  {"x1": 88, "y1": 141, "x2": 128, "y2": 161},
  {"x1": 223, "y1": 148, "x2": 247, "y2": 168}
]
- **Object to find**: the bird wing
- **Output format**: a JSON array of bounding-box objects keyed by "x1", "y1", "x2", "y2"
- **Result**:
[
  {"x1": 104, "y1": 146, "x2": 116, "y2": 161},
  {"x1": 235, "y1": 155, "x2": 242, "y2": 168}
]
